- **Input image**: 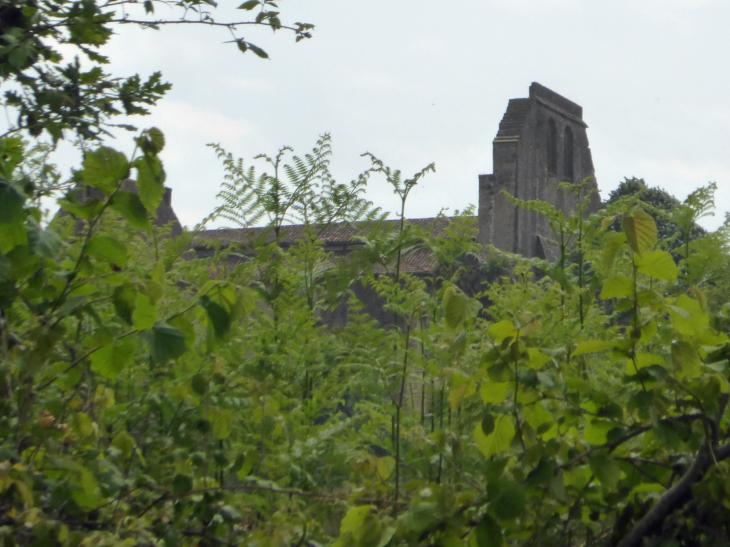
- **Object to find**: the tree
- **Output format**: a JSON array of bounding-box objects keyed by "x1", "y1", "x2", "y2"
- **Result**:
[{"x1": 0, "y1": 0, "x2": 313, "y2": 142}]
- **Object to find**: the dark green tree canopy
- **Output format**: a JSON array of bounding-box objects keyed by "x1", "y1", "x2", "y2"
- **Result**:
[{"x1": 0, "y1": 0, "x2": 313, "y2": 142}]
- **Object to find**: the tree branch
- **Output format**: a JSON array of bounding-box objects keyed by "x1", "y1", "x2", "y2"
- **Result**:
[{"x1": 617, "y1": 442, "x2": 730, "y2": 547}]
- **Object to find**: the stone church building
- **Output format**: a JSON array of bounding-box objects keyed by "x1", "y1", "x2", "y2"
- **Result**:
[
  {"x1": 63, "y1": 83, "x2": 601, "y2": 276},
  {"x1": 192, "y1": 82, "x2": 601, "y2": 269}
]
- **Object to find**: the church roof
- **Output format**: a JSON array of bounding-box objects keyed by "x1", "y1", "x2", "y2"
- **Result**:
[{"x1": 195, "y1": 217, "x2": 469, "y2": 274}]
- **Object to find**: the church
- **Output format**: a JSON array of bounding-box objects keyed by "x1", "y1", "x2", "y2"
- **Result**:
[
  {"x1": 191, "y1": 82, "x2": 601, "y2": 269},
  {"x1": 64, "y1": 83, "x2": 601, "y2": 277}
]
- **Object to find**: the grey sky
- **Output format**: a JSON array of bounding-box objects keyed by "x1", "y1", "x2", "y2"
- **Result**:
[{"x1": 48, "y1": 0, "x2": 730, "y2": 229}]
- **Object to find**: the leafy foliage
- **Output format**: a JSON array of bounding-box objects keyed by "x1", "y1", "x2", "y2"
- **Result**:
[
  {"x1": 4, "y1": 133, "x2": 730, "y2": 546},
  {"x1": 0, "y1": 0, "x2": 314, "y2": 141}
]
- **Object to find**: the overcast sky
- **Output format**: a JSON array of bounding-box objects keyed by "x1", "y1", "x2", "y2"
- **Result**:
[{"x1": 44, "y1": 0, "x2": 730, "y2": 230}]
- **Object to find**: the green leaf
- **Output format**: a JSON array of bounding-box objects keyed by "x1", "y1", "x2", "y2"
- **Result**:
[
  {"x1": 376, "y1": 456, "x2": 395, "y2": 481},
  {"x1": 622, "y1": 210, "x2": 657, "y2": 256},
  {"x1": 493, "y1": 480, "x2": 526, "y2": 520},
  {"x1": 601, "y1": 232, "x2": 626, "y2": 275},
  {"x1": 341, "y1": 505, "x2": 373, "y2": 533},
  {"x1": 172, "y1": 474, "x2": 193, "y2": 494},
  {"x1": 442, "y1": 286, "x2": 481, "y2": 330},
  {"x1": 238, "y1": 0, "x2": 260, "y2": 9},
  {"x1": 475, "y1": 415, "x2": 515, "y2": 458},
  {"x1": 138, "y1": 127, "x2": 165, "y2": 154},
  {"x1": 0, "y1": 221, "x2": 27, "y2": 253},
  {"x1": 671, "y1": 340, "x2": 701, "y2": 379},
  {"x1": 489, "y1": 320, "x2": 517, "y2": 343},
  {"x1": 0, "y1": 180, "x2": 26, "y2": 224},
  {"x1": 110, "y1": 191, "x2": 151, "y2": 231},
  {"x1": 475, "y1": 514, "x2": 503, "y2": 547},
  {"x1": 113, "y1": 284, "x2": 137, "y2": 324},
  {"x1": 481, "y1": 412, "x2": 495, "y2": 436},
  {"x1": 191, "y1": 373, "x2": 208, "y2": 396},
  {"x1": 403, "y1": 503, "x2": 438, "y2": 535},
  {"x1": 211, "y1": 408, "x2": 235, "y2": 440},
  {"x1": 134, "y1": 155, "x2": 165, "y2": 216},
  {"x1": 83, "y1": 147, "x2": 129, "y2": 194},
  {"x1": 72, "y1": 466, "x2": 101, "y2": 510},
  {"x1": 669, "y1": 295, "x2": 709, "y2": 338},
  {"x1": 480, "y1": 382, "x2": 509, "y2": 404},
  {"x1": 600, "y1": 275, "x2": 632, "y2": 300},
  {"x1": 636, "y1": 250, "x2": 678, "y2": 281},
  {"x1": 573, "y1": 340, "x2": 613, "y2": 356},
  {"x1": 247, "y1": 42, "x2": 269, "y2": 59},
  {"x1": 132, "y1": 293, "x2": 158, "y2": 330},
  {"x1": 526, "y1": 348, "x2": 551, "y2": 370},
  {"x1": 200, "y1": 295, "x2": 231, "y2": 341},
  {"x1": 589, "y1": 452, "x2": 621, "y2": 492},
  {"x1": 625, "y1": 353, "x2": 664, "y2": 376},
  {"x1": 87, "y1": 235, "x2": 127, "y2": 267},
  {"x1": 26, "y1": 218, "x2": 61, "y2": 258},
  {"x1": 112, "y1": 431, "x2": 135, "y2": 460},
  {"x1": 150, "y1": 322, "x2": 186, "y2": 363},
  {"x1": 90, "y1": 338, "x2": 134, "y2": 380},
  {"x1": 527, "y1": 457, "x2": 556, "y2": 487},
  {"x1": 584, "y1": 419, "x2": 616, "y2": 446}
]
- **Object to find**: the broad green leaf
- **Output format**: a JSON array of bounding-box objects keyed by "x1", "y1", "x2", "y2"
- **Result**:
[
  {"x1": 110, "y1": 191, "x2": 151, "y2": 231},
  {"x1": 601, "y1": 232, "x2": 627, "y2": 275},
  {"x1": 211, "y1": 408, "x2": 235, "y2": 440},
  {"x1": 481, "y1": 412, "x2": 495, "y2": 436},
  {"x1": 172, "y1": 474, "x2": 193, "y2": 494},
  {"x1": 442, "y1": 286, "x2": 481, "y2": 330},
  {"x1": 625, "y1": 353, "x2": 664, "y2": 376},
  {"x1": 622, "y1": 210, "x2": 657, "y2": 256},
  {"x1": 489, "y1": 320, "x2": 517, "y2": 343},
  {"x1": 83, "y1": 147, "x2": 129, "y2": 194},
  {"x1": 113, "y1": 284, "x2": 137, "y2": 324},
  {"x1": 137, "y1": 127, "x2": 165, "y2": 154},
  {"x1": 669, "y1": 295, "x2": 709, "y2": 338},
  {"x1": 0, "y1": 221, "x2": 27, "y2": 253},
  {"x1": 247, "y1": 43, "x2": 269, "y2": 59},
  {"x1": 584, "y1": 419, "x2": 616, "y2": 446},
  {"x1": 493, "y1": 480, "x2": 526, "y2": 520},
  {"x1": 475, "y1": 415, "x2": 515, "y2": 458},
  {"x1": 671, "y1": 340, "x2": 701, "y2": 379},
  {"x1": 376, "y1": 456, "x2": 395, "y2": 481},
  {"x1": 191, "y1": 373, "x2": 208, "y2": 396},
  {"x1": 26, "y1": 218, "x2": 61, "y2": 258},
  {"x1": 112, "y1": 431, "x2": 135, "y2": 460},
  {"x1": 134, "y1": 155, "x2": 166, "y2": 216},
  {"x1": 589, "y1": 452, "x2": 620, "y2": 492},
  {"x1": 341, "y1": 506, "x2": 373, "y2": 534},
  {"x1": 87, "y1": 235, "x2": 127, "y2": 268},
  {"x1": 526, "y1": 348, "x2": 551, "y2": 370},
  {"x1": 524, "y1": 402, "x2": 552, "y2": 430},
  {"x1": 132, "y1": 293, "x2": 158, "y2": 330},
  {"x1": 403, "y1": 503, "x2": 438, "y2": 535},
  {"x1": 574, "y1": 340, "x2": 613, "y2": 356},
  {"x1": 480, "y1": 382, "x2": 509, "y2": 404},
  {"x1": 601, "y1": 214, "x2": 617, "y2": 231},
  {"x1": 636, "y1": 250, "x2": 678, "y2": 281},
  {"x1": 600, "y1": 275, "x2": 632, "y2": 300},
  {"x1": 475, "y1": 514, "x2": 503, "y2": 547},
  {"x1": 238, "y1": 0, "x2": 259, "y2": 9},
  {"x1": 58, "y1": 196, "x2": 104, "y2": 220},
  {"x1": 90, "y1": 338, "x2": 134, "y2": 380},
  {"x1": 150, "y1": 322, "x2": 186, "y2": 363},
  {"x1": 0, "y1": 180, "x2": 26, "y2": 224},
  {"x1": 72, "y1": 466, "x2": 101, "y2": 510},
  {"x1": 200, "y1": 295, "x2": 231, "y2": 341}
]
